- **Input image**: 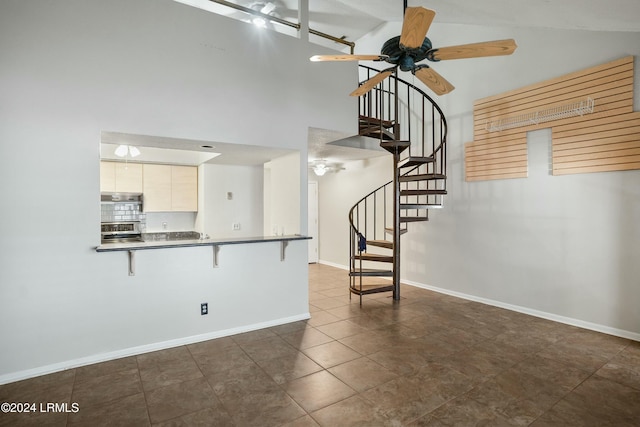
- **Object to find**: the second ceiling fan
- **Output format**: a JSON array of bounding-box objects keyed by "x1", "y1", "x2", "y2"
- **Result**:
[{"x1": 310, "y1": 3, "x2": 517, "y2": 96}]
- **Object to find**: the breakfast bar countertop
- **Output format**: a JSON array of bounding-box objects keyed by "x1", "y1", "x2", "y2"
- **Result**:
[{"x1": 95, "y1": 234, "x2": 310, "y2": 252}]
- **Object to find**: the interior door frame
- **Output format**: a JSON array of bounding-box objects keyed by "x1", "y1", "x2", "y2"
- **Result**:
[{"x1": 308, "y1": 181, "x2": 319, "y2": 263}]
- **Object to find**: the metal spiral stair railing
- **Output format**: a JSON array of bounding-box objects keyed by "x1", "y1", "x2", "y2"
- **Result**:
[{"x1": 349, "y1": 65, "x2": 448, "y2": 304}]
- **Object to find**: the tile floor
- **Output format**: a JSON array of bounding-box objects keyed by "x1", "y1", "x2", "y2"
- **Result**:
[{"x1": 1, "y1": 263, "x2": 639, "y2": 426}]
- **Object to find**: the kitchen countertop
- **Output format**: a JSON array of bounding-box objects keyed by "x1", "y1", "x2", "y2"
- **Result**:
[{"x1": 95, "y1": 234, "x2": 311, "y2": 252}]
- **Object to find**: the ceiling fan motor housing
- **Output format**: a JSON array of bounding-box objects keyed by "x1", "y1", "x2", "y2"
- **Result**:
[{"x1": 382, "y1": 35, "x2": 433, "y2": 71}]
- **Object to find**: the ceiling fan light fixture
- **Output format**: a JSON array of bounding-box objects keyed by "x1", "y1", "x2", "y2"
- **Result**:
[
  {"x1": 114, "y1": 145, "x2": 129, "y2": 157},
  {"x1": 252, "y1": 16, "x2": 267, "y2": 27},
  {"x1": 129, "y1": 146, "x2": 141, "y2": 157},
  {"x1": 260, "y1": 2, "x2": 276, "y2": 15},
  {"x1": 313, "y1": 165, "x2": 328, "y2": 176},
  {"x1": 115, "y1": 144, "x2": 141, "y2": 158}
]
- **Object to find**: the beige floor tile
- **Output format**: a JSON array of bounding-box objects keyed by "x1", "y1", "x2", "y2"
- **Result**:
[
  {"x1": 152, "y1": 406, "x2": 234, "y2": 427},
  {"x1": 74, "y1": 356, "x2": 138, "y2": 383},
  {"x1": 432, "y1": 395, "x2": 514, "y2": 426},
  {"x1": 280, "y1": 327, "x2": 334, "y2": 350},
  {"x1": 230, "y1": 328, "x2": 278, "y2": 345},
  {"x1": 361, "y1": 376, "x2": 447, "y2": 425},
  {"x1": 257, "y1": 351, "x2": 323, "y2": 385},
  {"x1": 285, "y1": 370, "x2": 356, "y2": 413},
  {"x1": 310, "y1": 395, "x2": 390, "y2": 426},
  {"x1": 0, "y1": 406, "x2": 69, "y2": 427},
  {"x1": 71, "y1": 368, "x2": 142, "y2": 409},
  {"x1": 595, "y1": 342, "x2": 640, "y2": 390},
  {"x1": 315, "y1": 319, "x2": 369, "y2": 340},
  {"x1": 338, "y1": 331, "x2": 397, "y2": 355},
  {"x1": 303, "y1": 341, "x2": 361, "y2": 368},
  {"x1": 328, "y1": 357, "x2": 397, "y2": 392},
  {"x1": 531, "y1": 376, "x2": 640, "y2": 427},
  {"x1": 68, "y1": 392, "x2": 150, "y2": 427},
  {"x1": 0, "y1": 370, "x2": 75, "y2": 403},
  {"x1": 145, "y1": 377, "x2": 219, "y2": 424},
  {"x1": 186, "y1": 336, "x2": 236, "y2": 355},
  {"x1": 268, "y1": 320, "x2": 310, "y2": 336},
  {"x1": 138, "y1": 357, "x2": 203, "y2": 391},
  {"x1": 238, "y1": 335, "x2": 298, "y2": 363},
  {"x1": 208, "y1": 361, "x2": 306, "y2": 426},
  {"x1": 279, "y1": 415, "x2": 321, "y2": 427},
  {"x1": 305, "y1": 310, "x2": 341, "y2": 327},
  {"x1": 190, "y1": 343, "x2": 255, "y2": 376}
]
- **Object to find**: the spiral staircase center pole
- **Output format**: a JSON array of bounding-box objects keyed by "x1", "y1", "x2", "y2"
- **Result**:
[{"x1": 392, "y1": 150, "x2": 401, "y2": 301}]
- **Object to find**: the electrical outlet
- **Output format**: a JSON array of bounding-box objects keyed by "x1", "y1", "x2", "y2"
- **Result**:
[
  {"x1": 232, "y1": 223, "x2": 241, "y2": 231},
  {"x1": 201, "y1": 303, "x2": 208, "y2": 315}
]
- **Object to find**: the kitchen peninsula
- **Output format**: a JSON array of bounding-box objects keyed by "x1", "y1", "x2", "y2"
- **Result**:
[{"x1": 96, "y1": 234, "x2": 310, "y2": 276}]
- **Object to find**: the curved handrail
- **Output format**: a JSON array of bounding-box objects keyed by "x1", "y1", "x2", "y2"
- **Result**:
[
  {"x1": 358, "y1": 65, "x2": 448, "y2": 127},
  {"x1": 349, "y1": 66, "x2": 448, "y2": 235}
]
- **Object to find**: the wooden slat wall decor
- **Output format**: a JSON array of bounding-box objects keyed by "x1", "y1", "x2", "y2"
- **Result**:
[{"x1": 465, "y1": 56, "x2": 639, "y2": 181}]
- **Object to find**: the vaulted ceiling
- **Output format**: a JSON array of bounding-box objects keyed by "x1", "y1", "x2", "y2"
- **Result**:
[
  {"x1": 178, "y1": 0, "x2": 640, "y2": 49},
  {"x1": 167, "y1": 0, "x2": 640, "y2": 166}
]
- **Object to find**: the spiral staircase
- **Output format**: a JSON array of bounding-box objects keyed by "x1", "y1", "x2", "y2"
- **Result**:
[{"x1": 349, "y1": 65, "x2": 448, "y2": 304}]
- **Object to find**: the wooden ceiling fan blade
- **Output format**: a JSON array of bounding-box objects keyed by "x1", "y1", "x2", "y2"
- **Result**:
[
  {"x1": 413, "y1": 66, "x2": 455, "y2": 96},
  {"x1": 310, "y1": 54, "x2": 388, "y2": 62},
  {"x1": 427, "y1": 39, "x2": 517, "y2": 61},
  {"x1": 350, "y1": 69, "x2": 394, "y2": 97},
  {"x1": 399, "y1": 7, "x2": 436, "y2": 50}
]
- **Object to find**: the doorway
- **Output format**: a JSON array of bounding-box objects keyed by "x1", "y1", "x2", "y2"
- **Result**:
[{"x1": 308, "y1": 181, "x2": 319, "y2": 263}]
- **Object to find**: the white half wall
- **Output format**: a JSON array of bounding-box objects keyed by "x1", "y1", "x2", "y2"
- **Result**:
[{"x1": 0, "y1": 0, "x2": 355, "y2": 381}]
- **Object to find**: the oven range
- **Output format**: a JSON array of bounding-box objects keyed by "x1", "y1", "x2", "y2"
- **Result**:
[{"x1": 101, "y1": 221, "x2": 142, "y2": 243}]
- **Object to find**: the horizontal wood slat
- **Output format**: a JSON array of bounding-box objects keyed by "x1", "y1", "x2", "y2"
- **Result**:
[
  {"x1": 474, "y1": 56, "x2": 633, "y2": 107},
  {"x1": 552, "y1": 134, "x2": 640, "y2": 154},
  {"x1": 552, "y1": 162, "x2": 640, "y2": 175},
  {"x1": 465, "y1": 56, "x2": 639, "y2": 181},
  {"x1": 466, "y1": 171, "x2": 528, "y2": 181}
]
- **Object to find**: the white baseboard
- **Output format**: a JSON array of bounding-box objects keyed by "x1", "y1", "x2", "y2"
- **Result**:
[
  {"x1": 403, "y1": 278, "x2": 640, "y2": 342},
  {"x1": 0, "y1": 313, "x2": 310, "y2": 385},
  {"x1": 318, "y1": 259, "x2": 349, "y2": 270}
]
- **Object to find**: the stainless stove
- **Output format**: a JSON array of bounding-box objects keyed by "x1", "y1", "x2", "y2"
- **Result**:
[{"x1": 101, "y1": 221, "x2": 142, "y2": 243}]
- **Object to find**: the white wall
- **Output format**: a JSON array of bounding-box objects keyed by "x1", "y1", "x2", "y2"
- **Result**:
[
  {"x1": 266, "y1": 152, "x2": 302, "y2": 236},
  {"x1": 321, "y1": 23, "x2": 640, "y2": 338},
  {"x1": 0, "y1": 0, "x2": 356, "y2": 382},
  {"x1": 198, "y1": 163, "x2": 264, "y2": 238},
  {"x1": 146, "y1": 212, "x2": 197, "y2": 232},
  {"x1": 317, "y1": 157, "x2": 392, "y2": 268}
]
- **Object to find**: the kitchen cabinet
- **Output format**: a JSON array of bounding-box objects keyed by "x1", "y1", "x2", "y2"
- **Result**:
[
  {"x1": 143, "y1": 164, "x2": 198, "y2": 212},
  {"x1": 100, "y1": 162, "x2": 116, "y2": 192},
  {"x1": 171, "y1": 166, "x2": 198, "y2": 211},
  {"x1": 142, "y1": 164, "x2": 172, "y2": 211},
  {"x1": 100, "y1": 161, "x2": 143, "y2": 193}
]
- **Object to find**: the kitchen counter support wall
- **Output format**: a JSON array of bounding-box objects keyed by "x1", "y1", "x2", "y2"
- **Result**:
[{"x1": 0, "y1": 0, "x2": 356, "y2": 383}]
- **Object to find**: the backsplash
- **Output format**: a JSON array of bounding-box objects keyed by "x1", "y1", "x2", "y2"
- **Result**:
[
  {"x1": 101, "y1": 202, "x2": 146, "y2": 226},
  {"x1": 145, "y1": 212, "x2": 196, "y2": 232}
]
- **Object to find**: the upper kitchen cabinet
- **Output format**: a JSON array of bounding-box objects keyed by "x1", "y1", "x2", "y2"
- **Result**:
[
  {"x1": 143, "y1": 164, "x2": 198, "y2": 212},
  {"x1": 171, "y1": 166, "x2": 198, "y2": 211},
  {"x1": 100, "y1": 161, "x2": 143, "y2": 193},
  {"x1": 142, "y1": 164, "x2": 172, "y2": 211}
]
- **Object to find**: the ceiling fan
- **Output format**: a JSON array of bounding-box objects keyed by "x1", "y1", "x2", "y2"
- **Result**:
[{"x1": 310, "y1": 3, "x2": 517, "y2": 96}]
